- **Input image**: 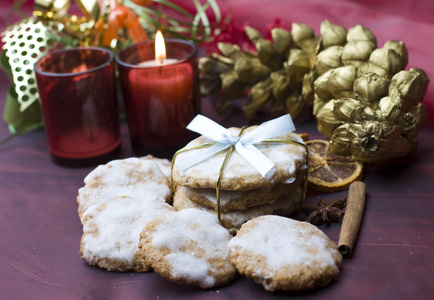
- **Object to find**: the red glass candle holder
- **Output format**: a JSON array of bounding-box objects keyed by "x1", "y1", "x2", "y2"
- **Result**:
[
  {"x1": 34, "y1": 47, "x2": 121, "y2": 166},
  {"x1": 116, "y1": 39, "x2": 201, "y2": 158}
]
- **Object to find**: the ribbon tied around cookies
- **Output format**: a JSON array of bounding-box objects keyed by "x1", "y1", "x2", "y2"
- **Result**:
[
  {"x1": 181, "y1": 114, "x2": 296, "y2": 177},
  {"x1": 172, "y1": 114, "x2": 308, "y2": 227}
]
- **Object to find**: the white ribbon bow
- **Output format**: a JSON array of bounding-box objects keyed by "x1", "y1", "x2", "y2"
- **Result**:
[{"x1": 181, "y1": 114, "x2": 296, "y2": 177}]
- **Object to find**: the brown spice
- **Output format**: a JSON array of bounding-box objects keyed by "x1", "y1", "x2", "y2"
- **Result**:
[
  {"x1": 304, "y1": 197, "x2": 346, "y2": 225},
  {"x1": 338, "y1": 181, "x2": 366, "y2": 257}
]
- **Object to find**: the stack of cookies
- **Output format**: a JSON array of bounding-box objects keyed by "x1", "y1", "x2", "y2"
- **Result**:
[
  {"x1": 77, "y1": 156, "x2": 174, "y2": 272},
  {"x1": 171, "y1": 125, "x2": 308, "y2": 231}
]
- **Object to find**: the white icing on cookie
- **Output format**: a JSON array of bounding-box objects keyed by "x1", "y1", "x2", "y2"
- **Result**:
[
  {"x1": 140, "y1": 208, "x2": 236, "y2": 288},
  {"x1": 228, "y1": 215, "x2": 342, "y2": 291},
  {"x1": 77, "y1": 157, "x2": 171, "y2": 218},
  {"x1": 229, "y1": 216, "x2": 338, "y2": 269},
  {"x1": 173, "y1": 187, "x2": 303, "y2": 230},
  {"x1": 80, "y1": 195, "x2": 174, "y2": 272},
  {"x1": 172, "y1": 127, "x2": 306, "y2": 190},
  {"x1": 140, "y1": 155, "x2": 171, "y2": 178}
]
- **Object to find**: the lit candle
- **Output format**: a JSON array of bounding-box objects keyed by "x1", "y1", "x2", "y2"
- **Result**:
[
  {"x1": 116, "y1": 31, "x2": 200, "y2": 158},
  {"x1": 137, "y1": 30, "x2": 178, "y2": 67}
]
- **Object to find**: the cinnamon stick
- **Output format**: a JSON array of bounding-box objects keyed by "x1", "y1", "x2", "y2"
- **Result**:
[{"x1": 338, "y1": 181, "x2": 366, "y2": 258}]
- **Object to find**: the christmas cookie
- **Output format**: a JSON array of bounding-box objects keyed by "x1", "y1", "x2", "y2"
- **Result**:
[
  {"x1": 172, "y1": 126, "x2": 307, "y2": 190},
  {"x1": 138, "y1": 208, "x2": 237, "y2": 289},
  {"x1": 228, "y1": 215, "x2": 342, "y2": 291},
  {"x1": 140, "y1": 154, "x2": 171, "y2": 179},
  {"x1": 173, "y1": 187, "x2": 303, "y2": 231},
  {"x1": 80, "y1": 195, "x2": 175, "y2": 272},
  {"x1": 77, "y1": 157, "x2": 172, "y2": 218},
  {"x1": 179, "y1": 172, "x2": 304, "y2": 211}
]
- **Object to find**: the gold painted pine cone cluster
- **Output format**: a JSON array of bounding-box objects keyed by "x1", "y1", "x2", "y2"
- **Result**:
[
  {"x1": 304, "y1": 20, "x2": 428, "y2": 165},
  {"x1": 199, "y1": 23, "x2": 318, "y2": 121},
  {"x1": 199, "y1": 20, "x2": 429, "y2": 165}
]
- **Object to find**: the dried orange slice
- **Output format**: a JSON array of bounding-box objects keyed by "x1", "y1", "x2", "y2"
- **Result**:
[{"x1": 306, "y1": 139, "x2": 363, "y2": 192}]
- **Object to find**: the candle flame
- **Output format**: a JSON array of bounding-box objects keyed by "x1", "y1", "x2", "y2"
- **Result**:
[{"x1": 155, "y1": 30, "x2": 166, "y2": 63}]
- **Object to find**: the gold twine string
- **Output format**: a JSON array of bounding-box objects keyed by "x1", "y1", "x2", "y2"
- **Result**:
[
  {"x1": 262, "y1": 138, "x2": 310, "y2": 210},
  {"x1": 170, "y1": 132, "x2": 309, "y2": 226},
  {"x1": 213, "y1": 126, "x2": 247, "y2": 222}
]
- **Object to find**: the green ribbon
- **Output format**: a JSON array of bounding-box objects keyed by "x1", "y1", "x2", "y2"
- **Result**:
[{"x1": 1, "y1": 50, "x2": 44, "y2": 145}]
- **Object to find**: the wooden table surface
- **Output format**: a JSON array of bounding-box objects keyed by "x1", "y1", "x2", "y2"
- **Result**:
[
  {"x1": 1, "y1": 1, "x2": 434, "y2": 299},
  {"x1": 1, "y1": 66, "x2": 433, "y2": 299}
]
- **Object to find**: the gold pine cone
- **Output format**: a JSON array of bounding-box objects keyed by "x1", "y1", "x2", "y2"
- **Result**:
[
  {"x1": 306, "y1": 20, "x2": 429, "y2": 165},
  {"x1": 200, "y1": 23, "x2": 319, "y2": 122}
]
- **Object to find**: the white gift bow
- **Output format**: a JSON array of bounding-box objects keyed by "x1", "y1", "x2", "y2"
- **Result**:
[{"x1": 180, "y1": 114, "x2": 296, "y2": 177}]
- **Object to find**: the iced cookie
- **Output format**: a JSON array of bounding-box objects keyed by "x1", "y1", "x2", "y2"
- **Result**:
[
  {"x1": 180, "y1": 172, "x2": 304, "y2": 211},
  {"x1": 228, "y1": 215, "x2": 342, "y2": 291},
  {"x1": 173, "y1": 186, "x2": 303, "y2": 231},
  {"x1": 77, "y1": 157, "x2": 172, "y2": 218},
  {"x1": 80, "y1": 195, "x2": 175, "y2": 272},
  {"x1": 140, "y1": 155, "x2": 171, "y2": 179},
  {"x1": 138, "y1": 208, "x2": 237, "y2": 289},
  {"x1": 172, "y1": 126, "x2": 306, "y2": 190}
]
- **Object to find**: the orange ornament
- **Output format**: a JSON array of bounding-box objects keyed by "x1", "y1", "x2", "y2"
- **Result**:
[
  {"x1": 95, "y1": 0, "x2": 148, "y2": 48},
  {"x1": 130, "y1": 0, "x2": 152, "y2": 6}
]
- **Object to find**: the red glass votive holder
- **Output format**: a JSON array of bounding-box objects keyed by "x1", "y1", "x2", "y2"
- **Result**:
[
  {"x1": 116, "y1": 39, "x2": 201, "y2": 158},
  {"x1": 34, "y1": 47, "x2": 121, "y2": 166}
]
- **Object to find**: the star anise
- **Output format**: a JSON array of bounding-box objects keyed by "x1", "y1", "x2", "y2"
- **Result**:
[{"x1": 304, "y1": 198, "x2": 347, "y2": 225}]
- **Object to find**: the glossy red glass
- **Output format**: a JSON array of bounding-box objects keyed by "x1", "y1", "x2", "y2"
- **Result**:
[
  {"x1": 34, "y1": 47, "x2": 121, "y2": 166},
  {"x1": 116, "y1": 40, "x2": 200, "y2": 158}
]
